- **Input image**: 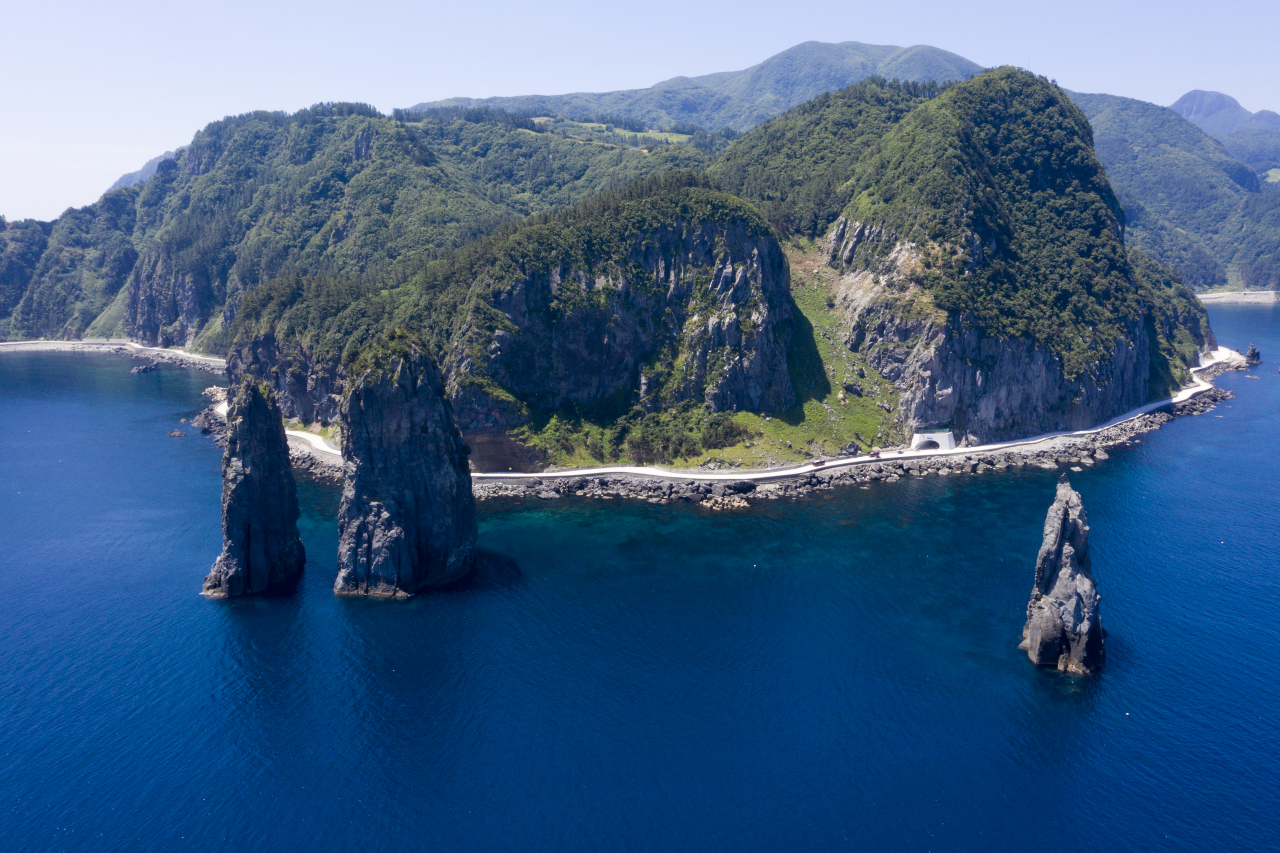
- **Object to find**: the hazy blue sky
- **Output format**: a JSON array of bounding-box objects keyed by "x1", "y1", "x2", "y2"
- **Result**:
[{"x1": 3, "y1": 0, "x2": 1274, "y2": 221}]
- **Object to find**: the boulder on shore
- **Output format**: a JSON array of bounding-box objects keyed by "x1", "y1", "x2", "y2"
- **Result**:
[
  {"x1": 1020, "y1": 475, "x2": 1104, "y2": 674},
  {"x1": 335, "y1": 332, "x2": 477, "y2": 598},
  {"x1": 203, "y1": 377, "x2": 306, "y2": 597}
]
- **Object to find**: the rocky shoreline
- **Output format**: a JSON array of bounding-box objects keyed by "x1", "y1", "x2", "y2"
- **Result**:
[
  {"x1": 0, "y1": 339, "x2": 226, "y2": 375},
  {"x1": 181, "y1": 351, "x2": 1247, "y2": 508},
  {"x1": 469, "y1": 384, "x2": 1236, "y2": 508}
]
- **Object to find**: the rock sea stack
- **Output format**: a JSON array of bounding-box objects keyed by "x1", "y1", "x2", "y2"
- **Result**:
[
  {"x1": 1020, "y1": 475, "x2": 1104, "y2": 674},
  {"x1": 335, "y1": 333, "x2": 477, "y2": 598},
  {"x1": 203, "y1": 377, "x2": 306, "y2": 597},
  {"x1": 1245, "y1": 344, "x2": 1261, "y2": 365}
]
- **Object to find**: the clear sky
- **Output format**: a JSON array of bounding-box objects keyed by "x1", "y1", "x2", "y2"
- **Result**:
[{"x1": 2, "y1": 0, "x2": 1274, "y2": 221}]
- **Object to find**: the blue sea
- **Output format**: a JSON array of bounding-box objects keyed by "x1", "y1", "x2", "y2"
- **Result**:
[{"x1": 2, "y1": 305, "x2": 1278, "y2": 852}]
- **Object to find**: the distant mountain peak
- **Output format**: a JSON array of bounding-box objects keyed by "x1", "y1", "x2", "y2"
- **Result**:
[{"x1": 1170, "y1": 90, "x2": 1280, "y2": 136}]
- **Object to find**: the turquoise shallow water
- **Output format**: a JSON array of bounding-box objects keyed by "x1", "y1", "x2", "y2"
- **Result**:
[{"x1": 1, "y1": 306, "x2": 1278, "y2": 852}]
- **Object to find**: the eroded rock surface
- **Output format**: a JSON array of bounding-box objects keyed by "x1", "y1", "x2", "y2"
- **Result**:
[
  {"x1": 1020, "y1": 475, "x2": 1104, "y2": 674},
  {"x1": 203, "y1": 377, "x2": 305, "y2": 597},
  {"x1": 335, "y1": 336, "x2": 477, "y2": 597}
]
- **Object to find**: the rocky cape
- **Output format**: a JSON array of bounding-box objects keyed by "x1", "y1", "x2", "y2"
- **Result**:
[{"x1": 203, "y1": 377, "x2": 306, "y2": 597}]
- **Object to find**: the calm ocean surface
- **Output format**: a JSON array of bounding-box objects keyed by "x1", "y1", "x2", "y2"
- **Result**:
[{"x1": 2, "y1": 306, "x2": 1278, "y2": 852}]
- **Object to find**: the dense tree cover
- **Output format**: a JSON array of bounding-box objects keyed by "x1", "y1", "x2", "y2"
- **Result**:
[
  {"x1": 411, "y1": 112, "x2": 712, "y2": 216},
  {"x1": 407, "y1": 41, "x2": 980, "y2": 132},
  {"x1": 229, "y1": 174, "x2": 750, "y2": 364},
  {"x1": 765, "y1": 68, "x2": 1209, "y2": 382},
  {"x1": 396, "y1": 105, "x2": 539, "y2": 132},
  {"x1": 1, "y1": 103, "x2": 710, "y2": 345},
  {"x1": 573, "y1": 114, "x2": 647, "y2": 133},
  {"x1": 1072, "y1": 92, "x2": 1280, "y2": 290},
  {"x1": 0, "y1": 217, "x2": 51, "y2": 324},
  {"x1": 2, "y1": 189, "x2": 139, "y2": 339},
  {"x1": 1218, "y1": 129, "x2": 1280, "y2": 173},
  {"x1": 709, "y1": 78, "x2": 947, "y2": 237}
]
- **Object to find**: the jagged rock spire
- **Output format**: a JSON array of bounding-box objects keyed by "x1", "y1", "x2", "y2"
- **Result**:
[
  {"x1": 203, "y1": 377, "x2": 305, "y2": 597},
  {"x1": 335, "y1": 332, "x2": 477, "y2": 598},
  {"x1": 1020, "y1": 475, "x2": 1104, "y2": 674}
]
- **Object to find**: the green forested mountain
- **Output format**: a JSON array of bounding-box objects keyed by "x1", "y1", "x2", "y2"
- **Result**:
[
  {"x1": 1218, "y1": 130, "x2": 1280, "y2": 174},
  {"x1": 408, "y1": 41, "x2": 981, "y2": 133},
  {"x1": 1166, "y1": 90, "x2": 1280, "y2": 179},
  {"x1": 0, "y1": 62, "x2": 1227, "y2": 462},
  {"x1": 709, "y1": 78, "x2": 947, "y2": 237},
  {"x1": 717, "y1": 70, "x2": 1207, "y2": 384},
  {"x1": 1073, "y1": 92, "x2": 1280, "y2": 290},
  {"x1": 0, "y1": 103, "x2": 710, "y2": 346},
  {"x1": 226, "y1": 70, "x2": 1213, "y2": 462}
]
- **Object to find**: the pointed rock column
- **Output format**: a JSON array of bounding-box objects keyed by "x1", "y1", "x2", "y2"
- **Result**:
[
  {"x1": 1020, "y1": 475, "x2": 1104, "y2": 674},
  {"x1": 335, "y1": 334, "x2": 477, "y2": 598},
  {"x1": 203, "y1": 377, "x2": 306, "y2": 597}
]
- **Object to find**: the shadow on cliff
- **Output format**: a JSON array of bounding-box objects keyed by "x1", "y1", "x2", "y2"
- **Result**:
[
  {"x1": 777, "y1": 299, "x2": 831, "y2": 425},
  {"x1": 434, "y1": 548, "x2": 522, "y2": 594}
]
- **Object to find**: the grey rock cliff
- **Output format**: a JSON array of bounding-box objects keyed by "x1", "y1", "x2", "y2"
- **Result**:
[
  {"x1": 1020, "y1": 475, "x2": 1104, "y2": 674},
  {"x1": 828, "y1": 228, "x2": 1214, "y2": 444},
  {"x1": 203, "y1": 377, "x2": 306, "y2": 597},
  {"x1": 228, "y1": 330, "x2": 343, "y2": 426},
  {"x1": 447, "y1": 215, "x2": 795, "y2": 431},
  {"x1": 335, "y1": 338, "x2": 477, "y2": 597}
]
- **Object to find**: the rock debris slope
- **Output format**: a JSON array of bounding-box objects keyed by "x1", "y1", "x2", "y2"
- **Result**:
[
  {"x1": 1020, "y1": 475, "x2": 1104, "y2": 674},
  {"x1": 335, "y1": 333, "x2": 478, "y2": 598},
  {"x1": 203, "y1": 377, "x2": 306, "y2": 597}
]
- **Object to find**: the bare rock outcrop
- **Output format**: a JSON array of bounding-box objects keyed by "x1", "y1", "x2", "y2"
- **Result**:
[
  {"x1": 335, "y1": 334, "x2": 477, "y2": 598},
  {"x1": 1245, "y1": 344, "x2": 1261, "y2": 365},
  {"x1": 1020, "y1": 475, "x2": 1104, "y2": 674},
  {"x1": 203, "y1": 377, "x2": 306, "y2": 597}
]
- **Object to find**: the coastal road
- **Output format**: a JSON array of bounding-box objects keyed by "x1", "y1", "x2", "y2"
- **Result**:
[
  {"x1": 0, "y1": 338, "x2": 226, "y2": 369},
  {"x1": 4, "y1": 338, "x2": 1243, "y2": 485},
  {"x1": 1198, "y1": 291, "x2": 1279, "y2": 305},
  {"x1": 470, "y1": 346, "x2": 1243, "y2": 484}
]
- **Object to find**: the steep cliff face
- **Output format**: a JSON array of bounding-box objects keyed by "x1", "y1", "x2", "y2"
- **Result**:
[
  {"x1": 203, "y1": 377, "x2": 306, "y2": 597},
  {"x1": 446, "y1": 184, "x2": 796, "y2": 431},
  {"x1": 335, "y1": 334, "x2": 477, "y2": 597},
  {"x1": 1021, "y1": 476, "x2": 1104, "y2": 674},
  {"x1": 831, "y1": 247, "x2": 1155, "y2": 442},
  {"x1": 227, "y1": 329, "x2": 343, "y2": 425}
]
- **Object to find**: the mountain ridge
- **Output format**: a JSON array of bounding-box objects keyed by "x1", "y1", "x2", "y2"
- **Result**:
[{"x1": 407, "y1": 41, "x2": 982, "y2": 132}]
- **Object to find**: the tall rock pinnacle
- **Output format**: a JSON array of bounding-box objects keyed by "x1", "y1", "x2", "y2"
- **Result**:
[
  {"x1": 1020, "y1": 475, "x2": 1105, "y2": 674},
  {"x1": 203, "y1": 377, "x2": 306, "y2": 597},
  {"x1": 335, "y1": 332, "x2": 477, "y2": 598}
]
